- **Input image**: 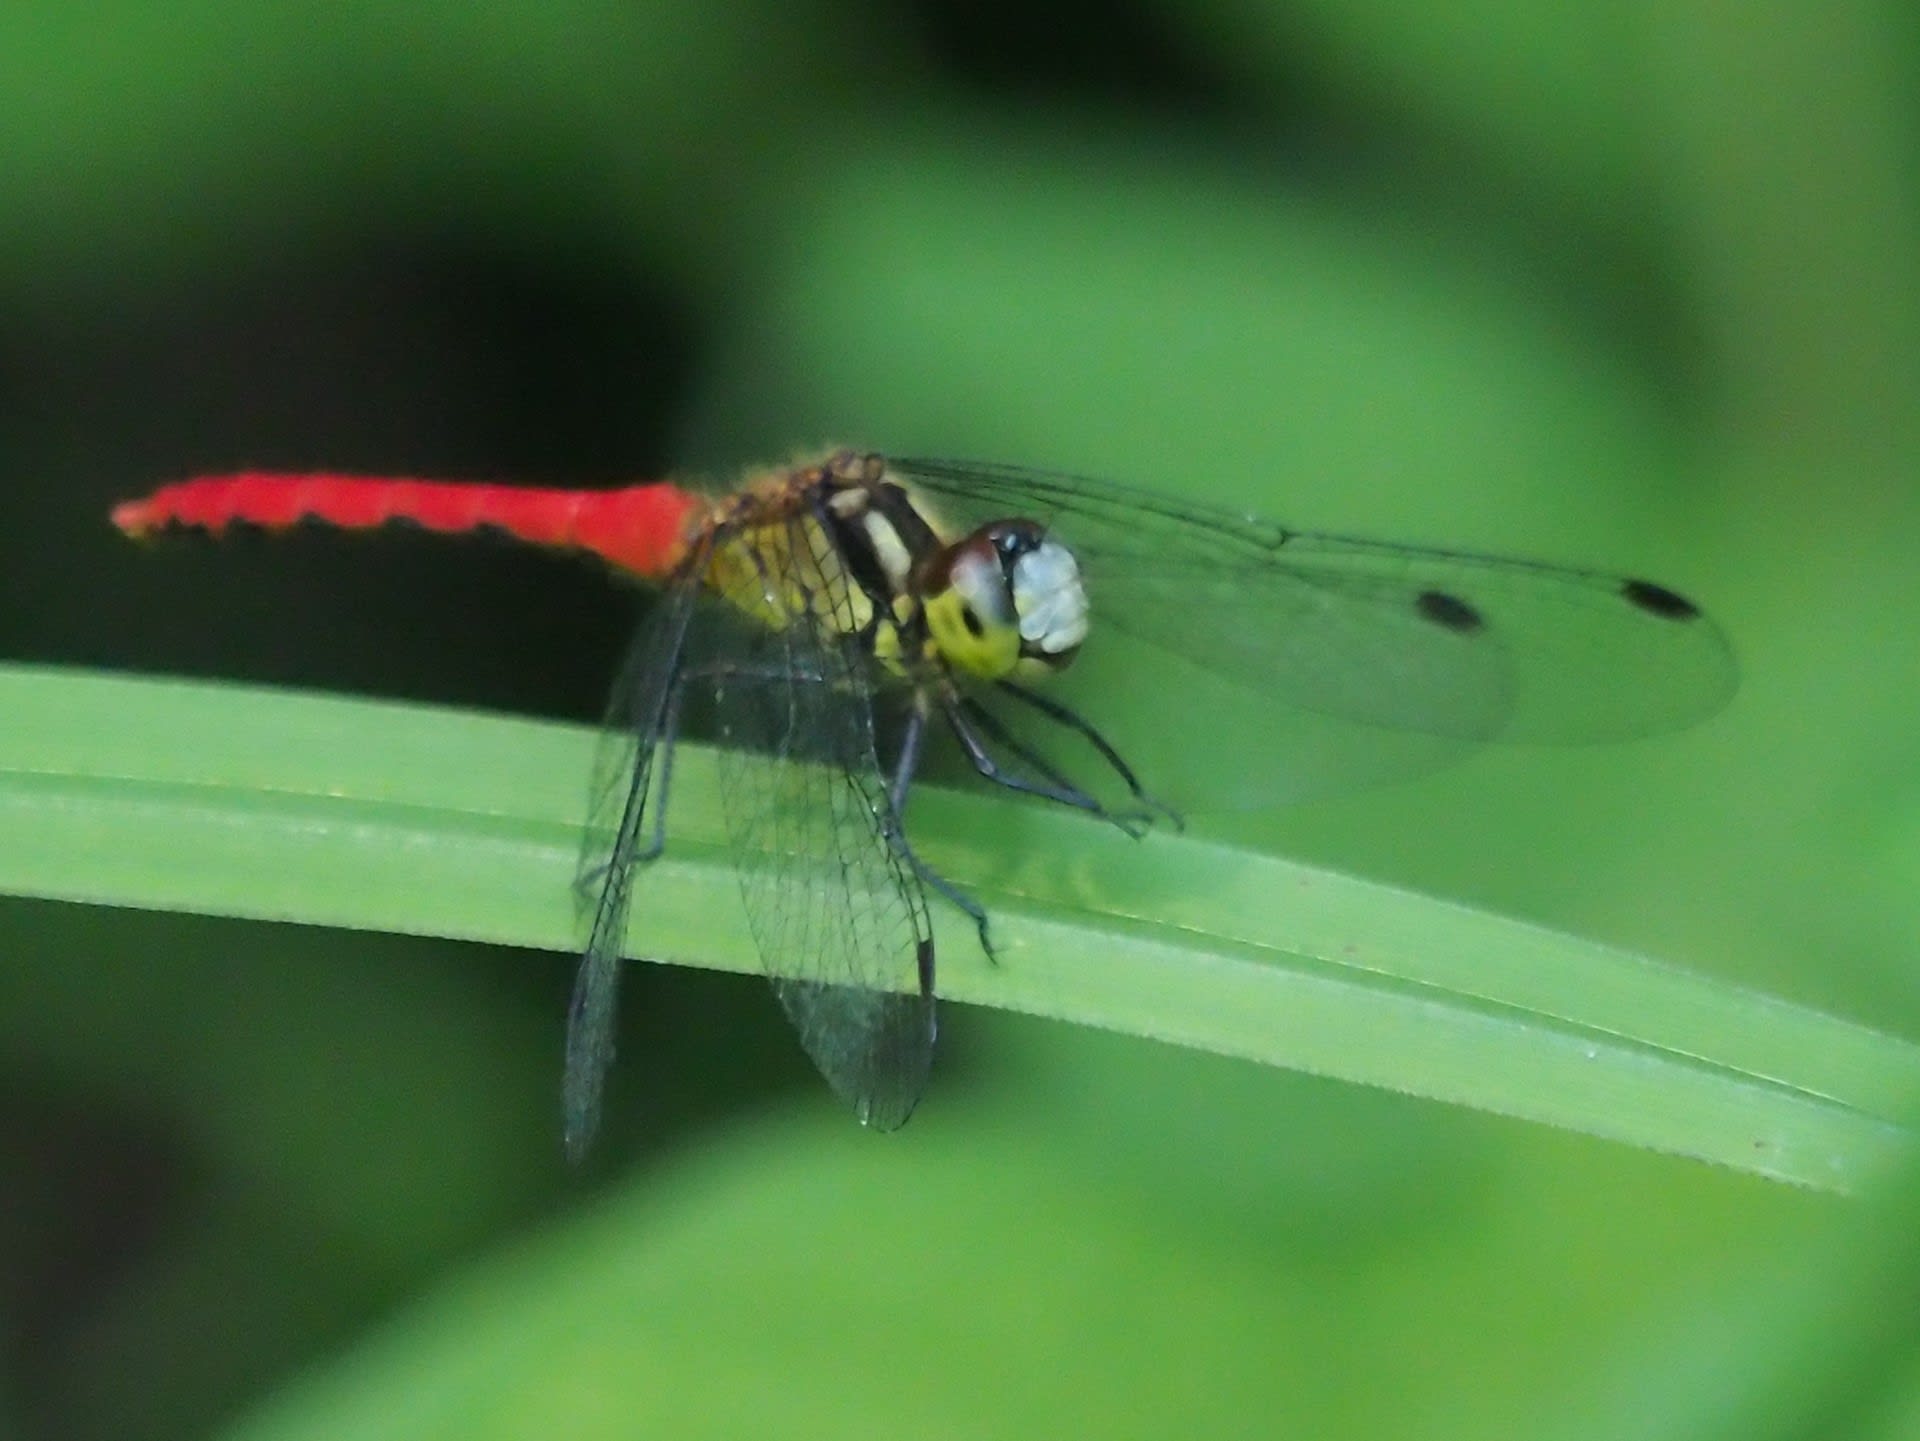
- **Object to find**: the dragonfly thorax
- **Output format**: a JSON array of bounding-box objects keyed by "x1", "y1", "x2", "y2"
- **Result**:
[{"x1": 711, "y1": 451, "x2": 1091, "y2": 690}]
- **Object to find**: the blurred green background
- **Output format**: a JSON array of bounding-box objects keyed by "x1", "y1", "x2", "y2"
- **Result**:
[{"x1": 3, "y1": 2, "x2": 1918, "y2": 1438}]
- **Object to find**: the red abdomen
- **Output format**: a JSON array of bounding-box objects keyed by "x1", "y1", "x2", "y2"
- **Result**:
[{"x1": 112, "y1": 473, "x2": 708, "y2": 582}]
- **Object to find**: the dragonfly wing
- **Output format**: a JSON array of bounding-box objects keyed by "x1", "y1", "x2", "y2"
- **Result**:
[
  {"x1": 1089, "y1": 546, "x2": 1735, "y2": 743},
  {"x1": 705, "y1": 512, "x2": 937, "y2": 1129},
  {"x1": 952, "y1": 651, "x2": 1478, "y2": 812},
  {"x1": 564, "y1": 550, "x2": 708, "y2": 1160},
  {"x1": 897, "y1": 458, "x2": 1735, "y2": 741}
]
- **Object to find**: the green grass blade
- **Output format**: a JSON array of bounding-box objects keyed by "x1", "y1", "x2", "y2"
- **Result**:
[{"x1": 2, "y1": 661, "x2": 1914, "y2": 1192}]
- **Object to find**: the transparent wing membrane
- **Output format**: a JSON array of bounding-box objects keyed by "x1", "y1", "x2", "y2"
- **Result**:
[
  {"x1": 565, "y1": 542, "x2": 710, "y2": 1160},
  {"x1": 705, "y1": 512, "x2": 935, "y2": 1128}
]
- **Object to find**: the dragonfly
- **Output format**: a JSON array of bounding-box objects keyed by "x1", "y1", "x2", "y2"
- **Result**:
[{"x1": 113, "y1": 448, "x2": 1737, "y2": 1154}]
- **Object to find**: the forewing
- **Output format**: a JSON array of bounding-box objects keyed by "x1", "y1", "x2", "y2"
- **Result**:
[
  {"x1": 896, "y1": 458, "x2": 1736, "y2": 744},
  {"x1": 706, "y1": 512, "x2": 936, "y2": 1129}
]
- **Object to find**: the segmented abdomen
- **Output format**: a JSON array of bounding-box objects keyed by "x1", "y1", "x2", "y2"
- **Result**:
[{"x1": 112, "y1": 472, "x2": 708, "y2": 582}]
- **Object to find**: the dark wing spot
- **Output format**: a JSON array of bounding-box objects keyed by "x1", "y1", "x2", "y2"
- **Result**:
[
  {"x1": 961, "y1": 606, "x2": 985, "y2": 638},
  {"x1": 1621, "y1": 579, "x2": 1701, "y2": 621},
  {"x1": 1416, "y1": 589, "x2": 1484, "y2": 634}
]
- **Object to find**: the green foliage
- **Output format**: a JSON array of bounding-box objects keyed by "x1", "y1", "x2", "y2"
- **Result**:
[{"x1": 8, "y1": 664, "x2": 1914, "y2": 1198}]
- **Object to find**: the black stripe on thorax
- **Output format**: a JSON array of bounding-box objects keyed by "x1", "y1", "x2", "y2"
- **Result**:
[{"x1": 820, "y1": 481, "x2": 944, "y2": 609}]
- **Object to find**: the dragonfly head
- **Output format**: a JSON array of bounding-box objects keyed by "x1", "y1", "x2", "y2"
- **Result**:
[{"x1": 923, "y1": 519, "x2": 1087, "y2": 682}]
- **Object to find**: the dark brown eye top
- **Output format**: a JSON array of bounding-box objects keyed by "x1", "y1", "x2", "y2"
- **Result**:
[
  {"x1": 1620, "y1": 578, "x2": 1701, "y2": 621},
  {"x1": 961, "y1": 605, "x2": 985, "y2": 637},
  {"x1": 975, "y1": 517, "x2": 1046, "y2": 565},
  {"x1": 1415, "y1": 589, "x2": 1484, "y2": 634}
]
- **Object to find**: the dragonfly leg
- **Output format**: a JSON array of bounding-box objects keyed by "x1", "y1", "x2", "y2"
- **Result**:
[
  {"x1": 632, "y1": 667, "x2": 695, "y2": 864},
  {"x1": 898, "y1": 831, "x2": 995, "y2": 965},
  {"x1": 887, "y1": 697, "x2": 931, "y2": 819},
  {"x1": 889, "y1": 699, "x2": 997, "y2": 963},
  {"x1": 946, "y1": 696, "x2": 1161, "y2": 838},
  {"x1": 572, "y1": 663, "x2": 694, "y2": 909},
  {"x1": 993, "y1": 680, "x2": 1183, "y2": 831},
  {"x1": 628, "y1": 647, "x2": 835, "y2": 868}
]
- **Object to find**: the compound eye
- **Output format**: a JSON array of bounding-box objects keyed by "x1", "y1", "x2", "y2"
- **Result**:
[
  {"x1": 946, "y1": 538, "x2": 1015, "y2": 630},
  {"x1": 927, "y1": 521, "x2": 1088, "y2": 679},
  {"x1": 1009, "y1": 538, "x2": 1088, "y2": 657}
]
